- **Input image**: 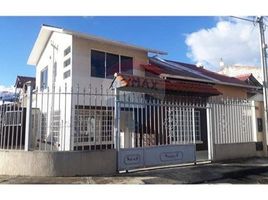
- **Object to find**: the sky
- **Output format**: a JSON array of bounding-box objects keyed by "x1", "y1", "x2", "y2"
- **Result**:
[{"x1": 0, "y1": 16, "x2": 265, "y2": 91}]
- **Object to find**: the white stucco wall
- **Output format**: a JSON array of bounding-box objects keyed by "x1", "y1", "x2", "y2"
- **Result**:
[
  {"x1": 34, "y1": 32, "x2": 73, "y2": 150},
  {"x1": 36, "y1": 32, "x2": 73, "y2": 90}
]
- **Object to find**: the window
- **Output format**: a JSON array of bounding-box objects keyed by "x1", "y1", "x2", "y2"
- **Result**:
[
  {"x1": 91, "y1": 50, "x2": 105, "y2": 78},
  {"x1": 74, "y1": 107, "x2": 113, "y2": 145},
  {"x1": 91, "y1": 50, "x2": 133, "y2": 78},
  {"x1": 64, "y1": 46, "x2": 71, "y2": 56},
  {"x1": 40, "y1": 67, "x2": 48, "y2": 90},
  {"x1": 106, "y1": 53, "x2": 119, "y2": 79},
  {"x1": 64, "y1": 70, "x2": 71, "y2": 79},
  {"x1": 257, "y1": 118, "x2": 263, "y2": 132},
  {"x1": 167, "y1": 108, "x2": 201, "y2": 143},
  {"x1": 64, "y1": 58, "x2": 71, "y2": 68},
  {"x1": 121, "y1": 56, "x2": 133, "y2": 75}
]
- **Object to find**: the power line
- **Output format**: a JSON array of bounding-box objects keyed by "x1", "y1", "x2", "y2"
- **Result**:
[
  {"x1": 230, "y1": 16, "x2": 256, "y2": 23},
  {"x1": 230, "y1": 16, "x2": 268, "y2": 29}
]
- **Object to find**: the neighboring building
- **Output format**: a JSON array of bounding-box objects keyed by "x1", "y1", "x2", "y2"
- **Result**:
[
  {"x1": 236, "y1": 73, "x2": 263, "y2": 97},
  {"x1": 147, "y1": 57, "x2": 260, "y2": 99},
  {"x1": 235, "y1": 73, "x2": 267, "y2": 156},
  {"x1": 14, "y1": 75, "x2": 36, "y2": 106},
  {"x1": 218, "y1": 64, "x2": 263, "y2": 84}
]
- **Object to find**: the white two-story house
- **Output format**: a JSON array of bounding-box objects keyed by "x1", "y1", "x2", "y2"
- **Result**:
[{"x1": 27, "y1": 24, "x2": 166, "y2": 150}]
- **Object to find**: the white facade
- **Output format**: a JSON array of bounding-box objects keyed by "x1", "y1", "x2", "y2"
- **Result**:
[{"x1": 28, "y1": 25, "x2": 165, "y2": 151}]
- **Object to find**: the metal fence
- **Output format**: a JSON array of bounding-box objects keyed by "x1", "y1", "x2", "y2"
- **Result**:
[
  {"x1": 0, "y1": 84, "x2": 257, "y2": 152},
  {"x1": 114, "y1": 91, "x2": 208, "y2": 149},
  {"x1": 209, "y1": 96, "x2": 255, "y2": 144},
  {"x1": 31, "y1": 85, "x2": 115, "y2": 151},
  {"x1": 0, "y1": 95, "x2": 26, "y2": 150}
]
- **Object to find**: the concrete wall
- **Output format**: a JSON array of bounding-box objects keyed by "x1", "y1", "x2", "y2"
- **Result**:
[
  {"x1": 213, "y1": 143, "x2": 257, "y2": 161},
  {"x1": 0, "y1": 150, "x2": 116, "y2": 176}
]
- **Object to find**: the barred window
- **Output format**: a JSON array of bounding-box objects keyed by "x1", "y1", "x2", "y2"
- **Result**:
[
  {"x1": 74, "y1": 107, "x2": 113, "y2": 146},
  {"x1": 166, "y1": 108, "x2": 201, "y2": 143}
]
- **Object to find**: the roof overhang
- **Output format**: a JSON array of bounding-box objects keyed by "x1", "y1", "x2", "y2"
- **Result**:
[
  {"x1": 113, "y1": 73, "x2": 221, "y2": 96},
  {"x1": 27, "y1": 25, "x2": 64, "y2": 66},
  {"x1": 28, "y1": 24, "x2": 167, "y2": 66},
  {"x1": 148, "y1": 57, "x2": 261, "y2": 90},
  {"x1": 161, "y1": 73, "x2": 261, "y2": 89}
]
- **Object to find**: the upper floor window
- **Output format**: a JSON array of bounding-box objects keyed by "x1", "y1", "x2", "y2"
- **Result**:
[
  {"x1": 64, "y1": 70, "x2": 71, "y2": 79},
  {"x1": 64, "y1": 46, "x2": 71, "y2": 56},
  {"x1": 40, "y1": 67, "x2": 48, "y2": 90},
  {"x1": 64, "y1": 58, "x2": 71, "y2": 68},
  {"x1": 91, "y1": 50, "x2": 105, "y2": 78},
  {"x1": 121, "y1": 56, "x2": 133, "y2": 75},
  {"x1": 91, "y1": 50, "x2": 132, "y2": 79},
  {"x1": 106, "y1": 53, "x2": 119, "y2": 79}
]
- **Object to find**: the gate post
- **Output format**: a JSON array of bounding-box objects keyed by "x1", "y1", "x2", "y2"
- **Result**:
[
  {"x1": 25, "y1": 82, "x2": 33, "y2": 151},
  {"x1": 206, "y1": 104, "x2": 214, "y2": 160},
  {"x1": 251, "y1": 101, "x2": 257, "y2": 142},
  {"x1": 114, "y1": 88, "x2": 121, "y2": 171},
  {"x1": 192, "y1": 108, "x2": 196, "y2": 163}
]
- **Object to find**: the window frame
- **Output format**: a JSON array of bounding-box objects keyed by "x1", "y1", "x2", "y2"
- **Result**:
[
  {"x1": 106, "y1": 52, "x2": 120, "y2": 79},
  {"x1": 63, "y1": 70, "x2": 71, "y2": 79},
  {"x1": 64, "y1": 46, "x2": 71, "y2": 57},
  {"x1": 90, "y1": 49, "x2": 106, "y2": 78},
  {"x1": 64, "y1": 58, "x2": 71, "y2": 68},
  {"x1": 90, "y1": 49, "x2": 133, "y2": 79},
  {"x1": 40, "y1": 66, "x2": 48, "y2": 90},
  {"x1": 120, "y1": 55, "x2": 133, "y2": 75}
]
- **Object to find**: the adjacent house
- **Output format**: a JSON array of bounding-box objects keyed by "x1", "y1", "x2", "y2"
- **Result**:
[{"x1": 14, "y1": 75, "x2": 36, "y2": 106}]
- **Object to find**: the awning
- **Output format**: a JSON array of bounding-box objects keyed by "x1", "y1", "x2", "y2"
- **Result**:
[{"x1": 113, "y1": 73, "x2": 221, "y2": 96}]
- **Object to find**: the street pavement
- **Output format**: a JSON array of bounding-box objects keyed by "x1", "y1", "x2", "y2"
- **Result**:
[{"x1": 1, "y1": 157, "x2": 268, "y2": 184}]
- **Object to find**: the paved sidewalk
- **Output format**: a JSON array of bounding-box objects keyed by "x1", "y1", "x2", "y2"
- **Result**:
[{"x1": 1, "y1": 157, "x2": 268, "y2": 184}]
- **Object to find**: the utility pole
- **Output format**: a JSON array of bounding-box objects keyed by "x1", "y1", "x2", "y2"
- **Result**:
[{"x1": 257, "y1": 16, "x2": 268, "y2": 156}]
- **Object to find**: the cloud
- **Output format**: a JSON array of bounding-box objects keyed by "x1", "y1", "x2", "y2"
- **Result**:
[
  {"x1": 0, "y1": 85, "x2": 15, "y2": 93},
  {"x1": 185, "y1": 17, "x2": 262, "y2": 70}
]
